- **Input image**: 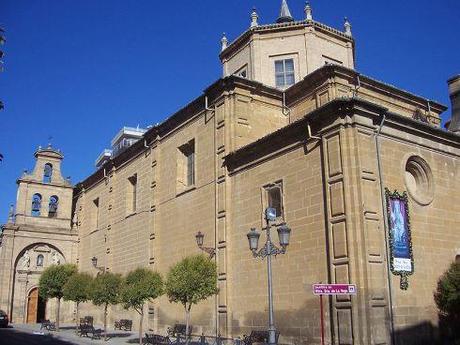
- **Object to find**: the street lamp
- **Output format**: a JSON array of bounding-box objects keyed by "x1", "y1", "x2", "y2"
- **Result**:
[
  {"x1": 195, "y1": 231, "x2": 216, "y2": 258},
  {"x1": 91, "y1": 256, "x2": 105, "y2": 273},
  {"x1": 246, "y1": 207, "x2": 291, "y2": 345}
]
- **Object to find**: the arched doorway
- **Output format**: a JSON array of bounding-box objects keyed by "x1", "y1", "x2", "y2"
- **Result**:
[
  {"x1": 10, "y1": 243, "x2": 65, "y2": 323},
  {"x1": 26, "y1": 288, "x2": 46, "y2": 323}
]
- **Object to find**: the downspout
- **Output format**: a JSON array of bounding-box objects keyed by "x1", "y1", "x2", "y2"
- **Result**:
[
  {"x1": 353, "y1": 73, "x2": 361, "y2": 98},
  {"x1": 374, "y1": 113, "x2": 396, "y2": 345},
  {"x1": 206, "y1": 93, "x2": 219, "y2": 336},
  {"x1": 205, "y1": 96, "x2": 213, "y2": 112},
  {"x1": 282, "y1": 92, "x2": 291, "y2": 122}
]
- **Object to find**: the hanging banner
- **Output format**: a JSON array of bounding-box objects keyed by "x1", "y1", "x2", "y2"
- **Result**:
[{"x1": 385, "y1": 189, "x2": 414, "y2": 289}]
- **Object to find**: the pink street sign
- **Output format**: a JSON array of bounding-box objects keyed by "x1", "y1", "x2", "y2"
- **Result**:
[{"x1": 313, "y1": 283, "x2": 357, "y2": 295}]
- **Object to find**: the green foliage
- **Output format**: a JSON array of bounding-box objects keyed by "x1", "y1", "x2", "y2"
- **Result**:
[
  {"x1": 121, "y1": 268, "x2": 164, "y2": 314},
  {"x1": 39, "y1": 264, "x2": 77, "y2": 300},
  {"x1": 63, "y1": 272, "x2": 93, "y2": 304},
  {"x1": 90, "y1": 272, "x2": 122, "y2": 307},
  {"x1": 434, "y1": 262, "x2": 460, "y2": 318},
  {"x1": 166, "y1": 254, "x2": 218, "y2": 310}
]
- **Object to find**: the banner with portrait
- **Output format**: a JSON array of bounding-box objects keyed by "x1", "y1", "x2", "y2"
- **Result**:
[{"x1": 385, "y1": 189, "x2": 414, "y2": 290}]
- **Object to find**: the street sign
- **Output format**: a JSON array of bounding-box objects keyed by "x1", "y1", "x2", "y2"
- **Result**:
[{"x1": 312, "y1": 283, "x2": 357, "y2": 295}]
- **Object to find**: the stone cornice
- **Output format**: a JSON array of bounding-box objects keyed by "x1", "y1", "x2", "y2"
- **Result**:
[
  {"x1": 285, "y1": 64, "x2": 447, "y2": 114},
  {"x1": 220, "y1": 20, "x2": 354, "y2": 61},
  {"x1": 224, "y1": 98, "x2": 459, "y2": 173}
]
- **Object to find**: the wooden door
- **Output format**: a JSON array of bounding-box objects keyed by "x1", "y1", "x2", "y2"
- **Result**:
[{"x1": 27, "y1": 288, "x2": 38, "y2": 323}]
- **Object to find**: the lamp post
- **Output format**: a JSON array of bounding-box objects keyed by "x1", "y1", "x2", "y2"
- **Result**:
[
  {"x1": 91, "y1": 256, "x2": 105, "y2": 273},
  {"x1": 195, "y1": 231, "x2": 216, "y2": 258},
  {"x1": 247, "y1": 207, "x2": 291, "y2": 345}
]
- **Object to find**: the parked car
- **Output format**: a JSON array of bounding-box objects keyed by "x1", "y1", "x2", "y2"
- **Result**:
[{"x1": 0, "y1": 310, "x2": 9, "y2": 327}]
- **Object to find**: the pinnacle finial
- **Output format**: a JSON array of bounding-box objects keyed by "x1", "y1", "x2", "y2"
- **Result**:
[
  {"x1": 344, "y1": 17, "x2": 352, "y2": 37},
  {"x1": 251, "y1": 7, "x2": 259, "y2": 28},
  {"x1": 277, "y1": 0, "x2": 294, "y2": 23},
  {"x1": 221, "y1": 33, "x2": 228, "y2": 52},
  {"x1": 305, "y1": 2, "x2": 313, "y2": 21}
]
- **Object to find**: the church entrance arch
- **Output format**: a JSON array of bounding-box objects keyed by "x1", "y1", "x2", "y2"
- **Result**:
[
  {"x1": 26, "y1": 287, "x2": 46, "y2": 323},
  {"x1": 11, "y1": 243, "x2": 65, "y2": 323}
]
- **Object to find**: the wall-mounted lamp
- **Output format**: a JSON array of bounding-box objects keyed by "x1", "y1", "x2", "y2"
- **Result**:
[
  {"x1": 91, "y1": 256, "x2": 105, "y2": 273},
  {"x1": 195, "y1": 231, "x2": 216, "y2": 258}
]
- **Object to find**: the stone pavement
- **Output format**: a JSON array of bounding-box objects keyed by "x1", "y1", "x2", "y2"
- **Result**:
[{"x1": 9, "y1": 323, "x2": 140, "y2": 344}]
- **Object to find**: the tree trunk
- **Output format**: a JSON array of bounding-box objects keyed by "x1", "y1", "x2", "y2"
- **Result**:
[
  {"x1": 56, "y1": 297, "x2": 61, "y2": 331},
  {"x1": 75, "y1": 302, "x2": 80, "y2": 333},
  {"x1": 139, "y1": 307, "x2": 144, "y2": 345},
  {"x1": 104, "y1": 304, "x2": 108, "y2": 341},
  {"x1": 185, "y1": 305, "x2": 191, "y2": 345}
]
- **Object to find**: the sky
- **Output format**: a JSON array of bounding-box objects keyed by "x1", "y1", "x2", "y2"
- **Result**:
[{"x1": 0, "y1": 0, "x2": 459, "y2": 221}]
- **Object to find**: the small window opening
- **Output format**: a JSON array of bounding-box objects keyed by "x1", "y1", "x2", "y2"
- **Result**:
[
  {"x1": 267, "y1": 186, "x2": 282, "y2": 218},
  {"x1": 178, "y1": 140, "x2": 195, "y2": 189},
  {"x1": 275, "y1": 59, "x2": 295, "y2": 88},
  {"x1": 31, "y1": 193, "x2": 42, "y2": 217},
  {"x1": 43, "y1": 163, "x2": 53, "y2": 183},
  {"x1": 48, "y1": 195, "x2": 59, "y2": 218},
  {"x1": 92, "y1": 198, "x2": 100, "y2": 230},
  {"x1": 127, "y1": 174, "x2": 138, "y2": 213}
]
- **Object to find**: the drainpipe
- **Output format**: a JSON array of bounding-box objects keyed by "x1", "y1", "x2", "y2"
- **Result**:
[
  {"x1": 374, "y1": 112, "x2": 396, "y2": 345},
  {"x1": 205, "y1": 96, "x2": 213, "y2": 112},
  {"x1": 282, "y1": 92, "x2": 291, "y2": 122}
]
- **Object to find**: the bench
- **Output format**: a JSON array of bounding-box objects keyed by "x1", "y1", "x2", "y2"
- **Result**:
[
  {"x1": 242, "y1": 330, "x2": 280, "y2": 345},
  {"x1": 40, "y1": 320, "x2": 56, "y2": 331},
  {"x1": 114, "y1": 319, "x2": 133, "y2": 331},
  {"x1": 79, "y1": 324, "x2": 102, "y2": 339},
  {"x1": 80, "y1": 316, "x2": 93, "y2": 326},
  {"x1": 145, "y1": 333, "x2": 173, "y2": 345},
  {"x1": 167, "y1": 323, "x2": 192, "y2": 338}
]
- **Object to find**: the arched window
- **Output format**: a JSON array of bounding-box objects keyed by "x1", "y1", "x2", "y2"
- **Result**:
[
  {"x1": 43, "y1": 163, "x2": 53, "y2": 183},
  {"x1": 48, "y1": 195, "x2": 59, "y2": 218},
  {"x1": 31, "y1": 193, "x2": 42, "y2": 216},
  {"x1": 36, "y1": 254, "x2": 44, "y2": 267}
]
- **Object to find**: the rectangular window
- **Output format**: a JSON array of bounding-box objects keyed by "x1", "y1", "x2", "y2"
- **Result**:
[
  {"x1": 92, "y1": 198, "x2": 99, "y2": 230},
  {"x1": 275, "y1": 59, "x2": 295, "y2": 88},
  {"x1": 263, "y1": 181, "x2": 284, "y2": 222},
  {"x1": 127, "y1": 174, "x2": 138, "y2": 213},
  {"x1": 177, "y1": 139, "x2": 195, "y2": 191}
]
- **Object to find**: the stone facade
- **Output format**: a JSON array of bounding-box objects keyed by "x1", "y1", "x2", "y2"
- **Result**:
[
  {"x1": 0, "y1": 147, "x2": 78, "y2": 324},
  {"x1": 1, "y1": 3, "x2": 459, "y2": 345}
]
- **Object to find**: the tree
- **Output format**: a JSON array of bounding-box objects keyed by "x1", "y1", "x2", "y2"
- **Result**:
[
  {"x1": 121, "y1": 268, "x2": 164, "y2": 345},
  {"x1": 38, "y1": 264, "x2": 77, "y2": 331},
  {"x1": 165, "y1": 255, "x2": 218, "y2": 344},
  {"x1": 91, "y1": 272, "x2": 122, "y2": 340},
  {"x1": 63, "y1": 272, "x2": 93, "y2": 330},
  {"x1": 434, "y1": 261, "x2": 460, "y2": 342}
]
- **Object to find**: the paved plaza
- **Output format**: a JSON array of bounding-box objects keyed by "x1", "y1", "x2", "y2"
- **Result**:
[{"x1": 0, "y1": 324, "x2": 140, "y2": 345}]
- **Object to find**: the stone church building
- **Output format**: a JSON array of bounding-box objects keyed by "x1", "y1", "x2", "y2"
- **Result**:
[{"x1": 1, "y1": 2, "x2": 459, "y2": 344}]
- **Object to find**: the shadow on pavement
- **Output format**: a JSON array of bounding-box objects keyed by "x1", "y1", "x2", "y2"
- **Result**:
[{"x1": 0, "y1": 326, "x2": 76, "y2": 345}]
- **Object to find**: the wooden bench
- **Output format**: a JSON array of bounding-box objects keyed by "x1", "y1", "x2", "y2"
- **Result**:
[
  {"x1": 145, "y1": 333, "x2": 172, "y2": 345},
  {"x1": 40, "y1": 320, "x2": 56, "y2": 331},
  {"x1": 114, "y1": 319, "x2": 133, "y2": 331},
  {"x1": 242, "y1": 330, "x2": 280, "y2": 345},
  {"x1": 79, "y1": 324, "x2": 102, "y2": 339},
  {"x1": 167, "y1": 323, "x2": 192, "y2": 338}
]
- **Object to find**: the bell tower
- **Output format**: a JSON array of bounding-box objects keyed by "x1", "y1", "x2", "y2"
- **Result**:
[
  {"x1": 0, "y1": 145, "x2": 77, "y2": 323},
  {"x1": 14, "y1": 145, "x2": 73, "y2": 228}
]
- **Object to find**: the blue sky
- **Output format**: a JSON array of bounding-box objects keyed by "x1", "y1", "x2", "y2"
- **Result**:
[{"x1": 1, "y1": 0, "x2": 459, "y2": 221}]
